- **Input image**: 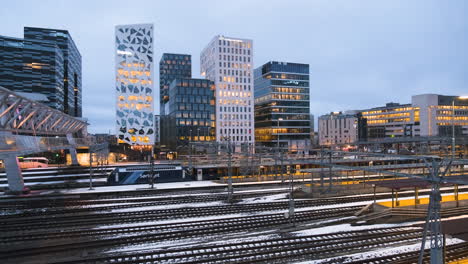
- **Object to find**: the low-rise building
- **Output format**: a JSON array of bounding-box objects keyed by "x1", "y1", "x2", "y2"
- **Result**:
[
  {"x1": 318, "y1": 112, "x2": 360, "y2": 145},
  {"x1": 318, "y1": 93, "x2": 468, "y2": 146}
]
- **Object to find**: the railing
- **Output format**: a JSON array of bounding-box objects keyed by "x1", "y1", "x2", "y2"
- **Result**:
[{"x1": 0, "y1": 134, "x2": 92, "y2": 157}]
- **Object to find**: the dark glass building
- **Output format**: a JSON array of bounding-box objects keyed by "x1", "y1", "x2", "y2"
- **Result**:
[
  {"x1": 161, "y1": 78, "x2": 215, "y2": 152},
  {"x1": 254, "y1": 61, "x2": 311, "y2": 151},
  {"x1": 159, "y1": 53, "x2": 191, "y2": 115},
  {"x1": 0, "y1": 27, "x2": 82, "y2": 117}
]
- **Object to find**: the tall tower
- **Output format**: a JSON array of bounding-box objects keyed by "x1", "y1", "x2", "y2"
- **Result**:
[
  {"x1": 159, "y1": 53, "x2": 191, "y2": 115},
  {"x1": 254, "y1": 61, "x2": 311, "y2": 151},
  {"x1": 0, "y1": 27, "x2": 82, "y2": 117},
  {"x1": 115, "y1": 24, "x2": 155, "y2": 145},
  {"x1": 200, "y1": 35, "x2": 254, "y2": 147}
]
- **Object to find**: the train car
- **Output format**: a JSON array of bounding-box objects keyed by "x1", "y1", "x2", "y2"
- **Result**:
[{"x1": 107, "y1": 164, "x2": 193, "y2": 185}]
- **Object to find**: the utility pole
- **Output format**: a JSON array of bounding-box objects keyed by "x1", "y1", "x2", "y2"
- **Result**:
[
  {"x1": 226, "y1": 137, "x2": 233, "y2": 203},
  {"x1": 328, "y1": 151, "x2": 333, "y2": 192},
  {"x1": 418, "y1": 159, "x2": 452, "y2": 264},
  {"x1": 277, "y1": 117, "x2": 283, "y2": 182},
  {"x1": 149, "y1": 156, "x2": 155, "y2": 189},
  {"x1": 452, "y1": 100, "x2": 456, "y2": 160},
  {"x1": 280, "y1": 148, "x2": 284, "y2": 183},
  {"x1": 189, "y1": 129, "x2": 193, "y2": 178},
  {"x1": 288, "y1": 160, "x2": 295, "y2": 225},
  {"x1": 320, "y1": 146, "x2": 324, "y2": 189},
  {"x1": 88, "y1": 149, "x2": 94, "y2": 190}
]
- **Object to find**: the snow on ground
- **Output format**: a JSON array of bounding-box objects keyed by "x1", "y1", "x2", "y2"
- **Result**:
[
  {"x1": 296, "y1": 237, "x2": 465, "y2": 264},
  {"x1": 0, "y1": 170, "x2": 60, "y2": 176},
  {"x1": 239, "y1": 193, "x2": 288, "y2": 204},
  {"x1": 110, "y1": 201, "x2": 225, "y2": 213},
  {"x1": 292, "y1": 222, "x2": 420, "y2": 237},
  {"x1": 0, "y1": 178, "x2": 108, "y2": 188},
  {"x1": 63, "y1": 180, "x2": 223, "y2": 194},
  {"x1": 93, "y1": 212, "x2": 251, "y2": 229},
  {"x1": 84, "y1": 187, "x2": 289, "y2": 203}
]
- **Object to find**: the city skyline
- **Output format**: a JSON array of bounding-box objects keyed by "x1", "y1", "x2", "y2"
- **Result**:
[{"x1": 1, "y1": 0, "x2": 467, "y2": 133}]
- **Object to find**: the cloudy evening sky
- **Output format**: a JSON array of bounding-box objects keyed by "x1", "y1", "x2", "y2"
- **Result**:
[{"x1": 1, "y1": 0, "x2": 467, "y2": 133}]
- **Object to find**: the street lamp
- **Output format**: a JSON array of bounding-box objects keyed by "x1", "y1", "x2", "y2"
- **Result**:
[
  {"x1": 452, "y1": 96, "x2": 468, "y2": 159},
  {"x1": 277, "y1": 117, "x2": 284, "y2": 183},
  {"x1": 277, "y1": 117, "x2": 283, "y2": 150}
]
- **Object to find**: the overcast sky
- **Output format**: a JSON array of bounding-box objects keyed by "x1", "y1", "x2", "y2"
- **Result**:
[{"x1": 1, "y1": 0, "x2": 467, "y2": 133}]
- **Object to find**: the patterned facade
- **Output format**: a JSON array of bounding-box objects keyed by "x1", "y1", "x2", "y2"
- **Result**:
[
  {"x1": 0, "y1": 27, "x2": 82, "y2": 116},
  {"x1": 200, "y1": 35, "x2": 254, "y2": 147},
  {"x1": 115, "y1": 24, "x2": 155, "y2": 145}
]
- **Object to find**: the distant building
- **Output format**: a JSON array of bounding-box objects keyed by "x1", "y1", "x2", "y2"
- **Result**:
[
  {"x1": 318, "y1": 112, "x2": 360, "y2": 145},
  {"x1": 115, "y1": 24, "x2": 155, "y2": 145},
  {"x1": 319, "y1": 93, "x2": 468, "y2": 146},
  {"x1": 200, "y1": 35, "x2": 254, "y2": 147},
  {"x1": 412, "y1": 94, "x2": 468, "y2": 137},
  {"x1": 159, "y1": 53, "x2": 191, "y2": 115},
  {"x1": 160, "y1": 78, "x2": 216, "y2": 151},
  {"x1": 254, "y1": 61, "x2": 311, "y2": 152},
  {"x1": 360, "y1": 103, "x2": 419, "y2": 139},
  {"x1": 0, "y1": 27, "x2": 82, "y2": 116}
]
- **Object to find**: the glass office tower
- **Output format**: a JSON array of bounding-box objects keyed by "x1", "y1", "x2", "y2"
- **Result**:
[
  {"x1": 0, "y1": 27, "x2": 82, "y2": 116},
  {"x1": 161, "y1": 78, "x2": 215, "y2": 151},
  {"x1": 159, "y1": 53, "x2": 191, "y2": 115},
  {"x1": 254, "y1": 61, "x2": 311, "y2": 152}
]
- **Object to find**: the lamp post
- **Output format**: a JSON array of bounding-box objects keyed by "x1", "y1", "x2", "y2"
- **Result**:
[
  {"x1": 221, "y1": 136, "x2": 233, "y2": 202},
  {"x1": 189, "y1": 129, "x2": 192, "y2": 177},
  {"x1": 277, "y1": 117, "x2": 283, "y2": 183},
  {"x1": 452, "y1": 96, "x2": 468, "y2": 159}
]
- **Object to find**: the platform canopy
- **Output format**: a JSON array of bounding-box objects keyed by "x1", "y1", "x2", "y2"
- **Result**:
[{"x1": 373, "y1": 178, "x2": 440, "y2": 190}]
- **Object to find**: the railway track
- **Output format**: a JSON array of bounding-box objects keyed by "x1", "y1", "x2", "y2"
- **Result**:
[
  {"x1": 0, "y1": 206, "x2": 360, "y2": 259},
  {"x1": 0, "y1": 201, "x2": 364, "y2": 232},
  {"x1": 0, "y1": 206, "x2": 357, "y2": 243},
  {"x1": 1, "y1": 184, "x2": 466, "y2": 220},
  {"x1": 37, "y1": 226, "x2": 423, "y2": 264},
  {"x1": 334, "y1": 241, "x2": 468, "y2": 264},
  {"x1": 0, "y1": 189, "x2": 287, "y2": 210}
]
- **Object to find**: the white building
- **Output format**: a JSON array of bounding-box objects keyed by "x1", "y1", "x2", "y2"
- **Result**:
[
  {"x1": 115, "y1": 24, "x2": 155, "y2": 145},
  {"x1": 318, "y1": 112, "x2": 359, "y2": 146},
  {"x1": 200, "y1": 35, "x2": 254, "y2": 148},
  {"x1": 412, "y1": 94, "x2": 468, "y2": 137}
]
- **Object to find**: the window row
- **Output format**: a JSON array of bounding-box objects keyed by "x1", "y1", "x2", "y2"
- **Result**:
[
  {"x1": 174, "y1": 103, "x2": 215, "y2": 111},
  {"x1": 177, "y1": 119, "x2": 216, "y2": 127},
  {"x1": 174, "y1": 111, "x2": 214, "y2": 119},
  {"x1": 220, "y1": 106, "x2": 251, "y2": 113},
  {"x1": 218, "y1": 39, "x2": 251, "y2": 49},
  {"x1": 220, "y1": 121, "x2": 252, "y2": 127}
]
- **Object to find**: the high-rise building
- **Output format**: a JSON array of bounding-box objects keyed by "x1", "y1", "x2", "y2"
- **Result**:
[
  {"x1": 0, "y1": 27, "x2": 82, "y2": 116},
  {"x1": 115, "y1": 24, "x2": 155, "y2": 145},
  {"x1": 159, "y1": 53, "x2": 191, "y2": 115},
  {"x1": 200, "y1": 35, "x2": 254, "y2": 147},
  {"x1": 160, "y1": 78, "x2": 216, "y2": 151},
  {"x1": 254, "y1": 61, "x2": 311, "y2": 152}
]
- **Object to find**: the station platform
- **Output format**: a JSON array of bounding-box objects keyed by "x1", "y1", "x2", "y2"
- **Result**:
[
  {"x1": 0, "y1": 178, "x2": 295, "y2": 200},
  {"x1": 449, "y1": 259, "x2": 468, "y2": 264},
  {"x1": 377, "y1": 193, "x2": 468, "y2": 208}
]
